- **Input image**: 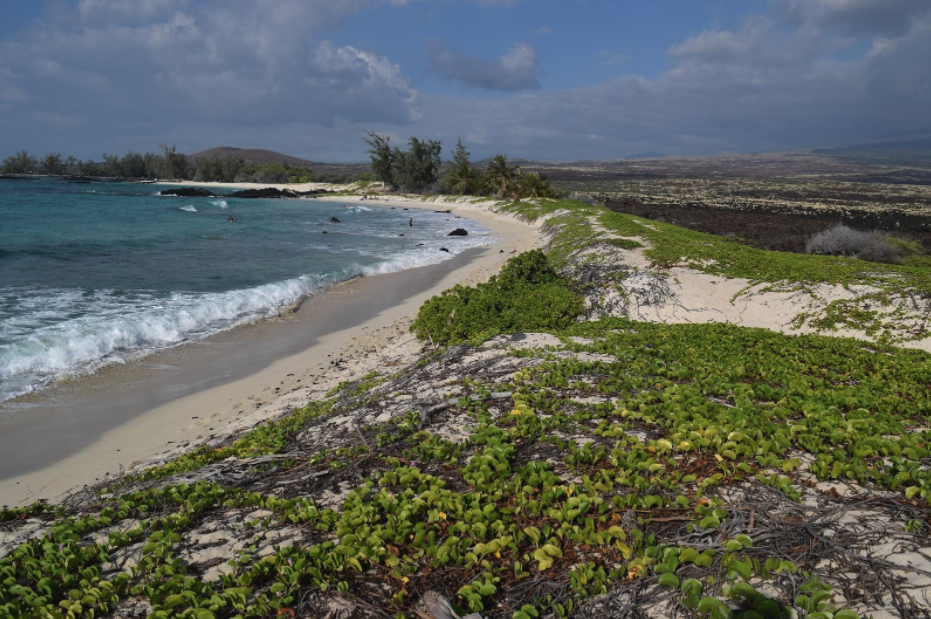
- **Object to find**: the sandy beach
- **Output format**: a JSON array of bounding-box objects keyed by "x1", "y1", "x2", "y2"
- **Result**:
[{"x1": 0, "y1": 191, "x2": 544, "y2": 507}]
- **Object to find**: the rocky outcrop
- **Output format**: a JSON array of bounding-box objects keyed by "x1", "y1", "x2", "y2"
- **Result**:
[
  {"x1": 447, "y1": 228, "x2": 468, "y2": 236},
  {"x1": 159, "y1": 187, "x2": 217, "y2": 197},
  {"x1": 228, "y1": 188, "x2": 299, "y2": 199},
  {"x1": 329, "y1": 217, "x2": 341, "y2": 224}
]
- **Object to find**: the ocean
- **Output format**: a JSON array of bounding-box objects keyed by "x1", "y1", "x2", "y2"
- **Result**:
[{"x1": 0, "y1": 179, "x2": 491, "y2": 403}]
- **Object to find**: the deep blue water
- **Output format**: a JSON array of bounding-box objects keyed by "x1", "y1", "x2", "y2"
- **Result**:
[{"x1": 0, "y1": 179, "x2": 490, "y2": 402}]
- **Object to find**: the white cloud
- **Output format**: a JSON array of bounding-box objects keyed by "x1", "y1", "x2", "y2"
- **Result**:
[
  {"x1": 0, "y1": 0, "x2": 928, "y2": 162},
  {"x1": 0, "y1": 0, "x2": 420, "y2": 136}
]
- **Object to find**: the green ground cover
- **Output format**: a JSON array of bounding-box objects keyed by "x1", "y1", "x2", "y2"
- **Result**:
[
  {"x1": 2, "y1": 198, "x2": 930, "y2": 618},
  {"x1": 501, "y1": 199, "x2": 931, "y2": 342}
]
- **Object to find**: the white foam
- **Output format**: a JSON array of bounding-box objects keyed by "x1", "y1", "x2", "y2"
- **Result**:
[
  {"x1": 211, "y1": 200, "x2": 228, "y2": 209},
  {"x1": 0, "y1": 206, "x2": 497, "y2": 403},
  {"x1": 179, "y1": 205, "x2": 197, "y2": 212},
  {"x1": 0, "y1": 274, "x2": 336, "y2": 402}
]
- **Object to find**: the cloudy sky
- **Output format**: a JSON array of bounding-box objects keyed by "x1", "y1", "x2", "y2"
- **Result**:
[{"x1": 0, "y1": 0, "x2": 929, "y2": 161}]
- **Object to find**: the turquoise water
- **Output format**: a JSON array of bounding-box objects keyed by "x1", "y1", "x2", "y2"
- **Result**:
[{"x1": 0, "y1": 179, "x2": 491, "y2": 402}]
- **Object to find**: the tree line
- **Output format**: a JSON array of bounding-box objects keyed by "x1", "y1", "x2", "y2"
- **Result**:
[
  {"x1": 0, "y1": 147, "x2": 330, "y2": 183},
  {"x1": 363, "y1": 132, "x2": 557, "y2": 199},
  {"x1": 1, "y1": 145, "x2": 193, "y2": 180}
]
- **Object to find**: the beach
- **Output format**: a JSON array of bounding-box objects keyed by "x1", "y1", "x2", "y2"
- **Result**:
[{"x1": 0, "y1": 190, "x2": 544, "y2": 507}]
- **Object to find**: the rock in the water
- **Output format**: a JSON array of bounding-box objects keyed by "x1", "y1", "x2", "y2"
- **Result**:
[
  {"x1": 228, "y1": 187, "x2": 299, "y2": 199},
  {"x1": 448, "y1": 228, "x2": 468, "y2": 236},
  {"x1": 439, "y1": 247, "x2": 450, "y2": 252},
  {"x1": 329, "y1": 217, "x2": 341, "y2": 223},
  {"x1": 159, "y1": 187, "x2": 216, "y2": 197}
]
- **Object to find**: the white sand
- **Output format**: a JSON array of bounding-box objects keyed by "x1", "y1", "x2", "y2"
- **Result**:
[
  {"x1": 5, "y1": 188, "x2": 927, "y2": 506},
  {"x1": 0, "y1": 195, "x2": 544, "y2": 507}
]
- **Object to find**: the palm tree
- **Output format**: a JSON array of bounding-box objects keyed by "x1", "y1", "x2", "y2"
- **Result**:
[
  {"x1": 483, "y1": 154, "x2": 519, "y2": 198},
  {"x1": 445, "y1": 164, "x2": 481, "y2": 195},
  {"x1": 518, "y1": 172, "x2": 556, "y2": 199}
]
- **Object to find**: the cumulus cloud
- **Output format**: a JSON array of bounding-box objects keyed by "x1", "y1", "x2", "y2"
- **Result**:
[
  {"x1": 426, "y1": 41, "x2": 541, "y2": 91},
  {"x1": 775, "y1": 0, "x2": 931, "y2": 37},
  {"x1": 0, "y1": 0, "x2": 419, "y2": 147},
  {"x1": 0, "y1": 0, "x2": 928, "y2": 162}
]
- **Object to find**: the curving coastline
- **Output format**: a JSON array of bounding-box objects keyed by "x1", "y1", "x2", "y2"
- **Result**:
[{"x1": 0, "y1": 195, "x2": 545, "y2": 507}]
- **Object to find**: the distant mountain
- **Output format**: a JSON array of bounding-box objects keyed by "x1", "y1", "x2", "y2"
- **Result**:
[
  {"x1": 814, "y1": 132, "x2": 931, "y2": 163},
  {"x1": 188, "y1": 147, "x2": 317, "y2": 168}
]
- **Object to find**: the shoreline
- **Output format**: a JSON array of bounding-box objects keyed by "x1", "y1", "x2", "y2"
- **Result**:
[{"x1": 0, "y1": 195, "x2": 545, "y2": 507}]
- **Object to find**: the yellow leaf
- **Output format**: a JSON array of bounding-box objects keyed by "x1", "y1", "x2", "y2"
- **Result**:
[{"x1": 714, "y1": 454, "x2": 724, "y2": 462}]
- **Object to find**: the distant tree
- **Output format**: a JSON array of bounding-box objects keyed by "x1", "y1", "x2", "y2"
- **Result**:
[
  {"x1": 76, "y1": 159, "x2": 102, "y2": 177},
  {"x1": 101, "y1": 153, "x2": 122, "y2": 177},
  {"x1": 3, "y1": 150, "x2": 37, "y2": 175},
  {"x1": 64, "y1": 155, "x2": 78, "y2": 174},
  {"x1": 39, "y1": 153, "x2": 63, "y2": 176},
  {"x1": 143, "y1": 152, "x2": 163, "y2": 179},
  {"x1": 120, "y1": 151, "x2": 147, "y2": 178},
  {"x1": 391, "y1": 136, "x2": 442, "y2": 193},
  {"x1": 159, "y1": 144, "x2": 188, "y2": 180},
  {"x1": 363, "y1": 132, "x2": 395, "y2": 188},
  {"x1": 220, "y1": 155, "x2": 245, "y2": 182},
  {"x1": 443, "y1": 138, "x2": 481, "y2": 195},
  {"x1": 484, "y1": 154, "x2": 520, "y2": 198}
]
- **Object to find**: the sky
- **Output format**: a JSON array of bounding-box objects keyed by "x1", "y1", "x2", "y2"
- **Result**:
[{"x1": 0, "y1": 0, "x2": 929, "y2": 162}]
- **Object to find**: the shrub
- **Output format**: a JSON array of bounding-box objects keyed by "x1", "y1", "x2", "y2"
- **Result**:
[
  {"x1": 806, "y1": 224, "x2": 921, "y2": 264},
  {"x1": 411, "y1": 250, "x2": 583, "y2": 345}
]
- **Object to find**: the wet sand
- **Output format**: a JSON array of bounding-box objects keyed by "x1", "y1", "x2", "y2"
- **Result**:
[{"x1": 0, "y1": 197, "x2": 544, "y2": 506}]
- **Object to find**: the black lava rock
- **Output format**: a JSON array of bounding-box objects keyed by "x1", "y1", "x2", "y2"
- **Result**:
[{"x1": 159, "y1": 187, "x2": 216, "y2": 197}]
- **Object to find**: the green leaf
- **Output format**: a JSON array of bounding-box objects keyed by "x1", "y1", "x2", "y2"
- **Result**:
[
  {"x1": 477, "y1": 583, "x2": 496, "y2": 596},
  {"x1": 699, "y1": 516, "x2": 721, "y2": 529},
  {"x1": 658, "y1": 573, "x2": 679, "y2": 588}
]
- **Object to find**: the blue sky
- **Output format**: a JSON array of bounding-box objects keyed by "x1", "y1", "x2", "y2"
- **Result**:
[{"x1": 0, "y1": 0, "x2": 929, "y2": 161}]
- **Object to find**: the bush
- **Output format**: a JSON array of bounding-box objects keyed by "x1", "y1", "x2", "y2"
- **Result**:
[
  {"x1": 806, "y1": 224, "x2": 921, "y2": 264},
  {"x1": 411, "y1": 250, "x2": 583, "y2": 345}
]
